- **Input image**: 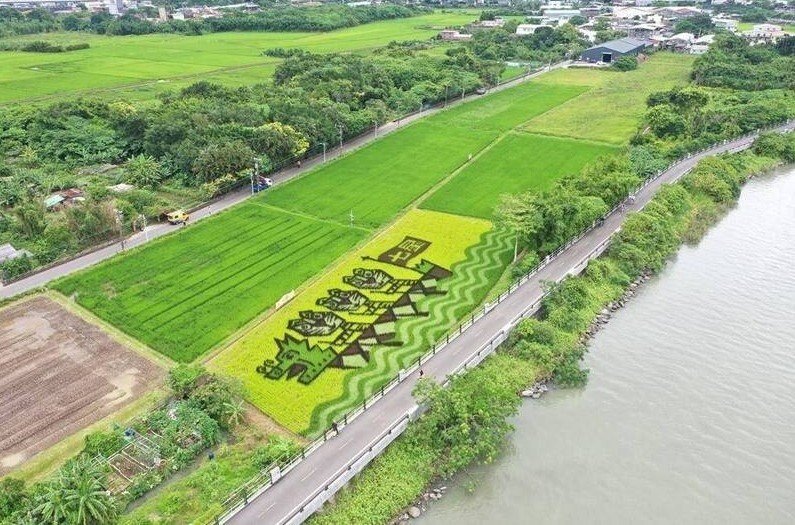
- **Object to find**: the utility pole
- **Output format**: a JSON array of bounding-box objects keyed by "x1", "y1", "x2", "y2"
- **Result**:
[
  {"x1": 444, "y1": 85, "x2": 449, "y2": 107},
  {"x1": 139, "y1": 214, "x2": 149, "y2": 242},
  {"x1": 461, "y1": 87, "x2": 465, "y2": 101},
  {"x1": 116, "y1": 210, "x2": 125, "y2": 250},
  {"x1": 251, "y1": 158, "x2": 259, "y2": 195},
  {"x1": 337, "y1": 123, "x2": 344, "y2": 151},
  {"x1": 373, "y1": 120, "x2": 378, "y2": 138},
  {"x1": 320, "y1": 142, "x2": 326, "y2": 163}
]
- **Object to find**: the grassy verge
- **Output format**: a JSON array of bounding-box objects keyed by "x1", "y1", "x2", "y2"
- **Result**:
[{"x1": 524, "y1": 53, "x2": 695, "y2": 144}]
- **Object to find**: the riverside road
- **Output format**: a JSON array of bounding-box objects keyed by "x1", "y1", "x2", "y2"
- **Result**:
[
  {"x1": 227, "y1": 122, "x2": 795, "y2": 525},
  {"x1": 0, "y1": 63, "x2": 568, "y2": 300}
]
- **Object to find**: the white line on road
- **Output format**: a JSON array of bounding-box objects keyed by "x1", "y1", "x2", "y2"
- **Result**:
[{"x1": 299, "y1": 468, "x2": 316, "y2": 482}]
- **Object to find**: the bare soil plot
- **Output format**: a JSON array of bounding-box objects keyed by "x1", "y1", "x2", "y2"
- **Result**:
[{"x1": 0, "y1": 296, "x2": 164, "y2": 476}]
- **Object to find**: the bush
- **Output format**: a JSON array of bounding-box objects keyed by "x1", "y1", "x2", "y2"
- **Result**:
[
  {"x1": 83, "y1": 429, "x2": 125, "y2": 458},
  {"x1": 251, "y1": 436, "x2": 302, "y2": 470},
  {"x1": 168, "y1": 364, "x2": 205, "y2": 398},
  {"x1": 612, "y1": 55, "x2": 638, "y2": 71}
]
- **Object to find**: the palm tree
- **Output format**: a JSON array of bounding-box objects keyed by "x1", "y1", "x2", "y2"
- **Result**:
[
  {"x1": 61, "y1": 457, "x2": 118, "y2": 525},
  {"x1": 34, "y1": 457, "x2": 118, "y2": 525},
  {"x1": 224, "y1": 399, "x2": 246, "y2": 428}
]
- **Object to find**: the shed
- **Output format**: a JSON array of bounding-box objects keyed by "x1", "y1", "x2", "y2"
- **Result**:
[
  {"x1": 0, "y1": 243, "x2": 31, "y2": 264},
  {"x1": 580, "y1": 37, "x2": 647, "y2": 63}
]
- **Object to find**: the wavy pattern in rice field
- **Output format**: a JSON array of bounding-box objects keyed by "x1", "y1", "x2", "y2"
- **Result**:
[{"x1": 305, "y1": 227, "x2": 512, "y2": 435}]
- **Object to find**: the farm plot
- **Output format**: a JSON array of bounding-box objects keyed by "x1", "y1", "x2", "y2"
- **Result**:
[
  {"x1": 210, "y1": 209, "x2": 513, "y2": 435},
  {"x1": 53, "y1": 203, "x2": 367, "y2": 363},
  {"x1": 261, "y1": 82, "x2": 586, "y2": 228},
  {"x1": 421, "y1": 132, "x2": 618, "y2": 219},
  {"x1": 0, "y1": 11, "x2": 478, "y2": 104},
  {"x1": 0, "y1": 296, "x2": 164, "y2": 476},
  {"x1": 523, "y1": 53, "x2": 695, "y2": 144}
]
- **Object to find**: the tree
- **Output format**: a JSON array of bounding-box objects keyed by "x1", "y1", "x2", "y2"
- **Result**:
[
  {"x1": 13, "y1": 200, "x2": 46, "y2": 239},
  {"x1": 124, "y1": 154, "x2": 162, "y2": 188},
  {"x1": 674, "y1": 13, "x2": 714, "y2": 37},
  {"x1": 569, "y1": 15, "x2": 587, "y2": 26},
  {"x1": 493, "y1": 193, "x2": 541, "y2": 262},
  {"x1": 192, "y1": 141, "x2": 253, "y2": 184},
  {"x1": 167, "y1": 364, "x2": 205, "y2": 398}
]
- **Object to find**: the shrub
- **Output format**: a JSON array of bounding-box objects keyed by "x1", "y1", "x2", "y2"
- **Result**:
[
  {"x1": 83, "y1": 429, "x2": 125, "y2": 458},
  {"x1": 252, "y1": 436, "x2": 302, "y2": 470},
  {"x1": 612, "y1": 55, "x2": 638, "y2": 71}
]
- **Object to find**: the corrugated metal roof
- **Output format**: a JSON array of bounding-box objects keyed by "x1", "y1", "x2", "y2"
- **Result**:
[{"x1": 587, "y1": 37, "x2": 647, "y2": 53}]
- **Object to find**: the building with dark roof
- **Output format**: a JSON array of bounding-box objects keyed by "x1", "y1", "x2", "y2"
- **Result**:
[{"x1": 580, "y1": 37, "x2": 647, "y2": 63}]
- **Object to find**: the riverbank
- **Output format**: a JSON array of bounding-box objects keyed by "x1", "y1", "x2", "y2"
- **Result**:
[{"x1": 308, "y1": 147, "x2": 789, "y2": 525}]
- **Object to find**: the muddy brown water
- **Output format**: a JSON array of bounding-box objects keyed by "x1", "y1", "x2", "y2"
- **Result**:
[{"x1": 416, "y1": 166, "x2": 795, "y2": 524}]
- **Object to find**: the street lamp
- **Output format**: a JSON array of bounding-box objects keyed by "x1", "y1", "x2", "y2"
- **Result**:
[
  {"x1": 115, "y1": 209, "x2": 125, "y2": 250},
  {"x1": 336, "y1": 123, "x2": 344, "y2": 151},
  {"x1": 320, "y1": 142, "x2": 327, "y2": 163},
  {"x1": 251, "y1": 158, "x2": 260, "y2": 195},
  {"x1": 461, "y1": 86, "x2": 465, "y2": 101},
  {"x1": 139, "y1": 214, "x2": 149, "y2": 242},
  {"x1": 373, "y1": 119, "x2": 378, "y2": 138}
]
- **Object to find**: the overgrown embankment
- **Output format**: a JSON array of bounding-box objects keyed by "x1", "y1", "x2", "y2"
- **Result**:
[{"x1": 308, "y1": 143, "x2": 791, "y2": 525}]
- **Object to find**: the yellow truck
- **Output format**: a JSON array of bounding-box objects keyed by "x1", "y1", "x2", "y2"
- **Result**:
[{"x1": 166, "y1": 210, "x2": 189, "y2": 225}]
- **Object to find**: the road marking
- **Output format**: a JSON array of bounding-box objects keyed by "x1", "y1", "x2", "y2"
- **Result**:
[
  {"x1": 299, "y1": 468, "x2": 316, "y2": 482},
  {"x1": 341, "y1": 437, "x2": 355, "y2": 447},
  {"x1": 258, "y1": 503, "x2": 275, "y2": 518}
]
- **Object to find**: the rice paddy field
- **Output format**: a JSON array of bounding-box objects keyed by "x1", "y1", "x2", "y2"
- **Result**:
[
  {"x1": 209, "y1": 209, "x2": 512, "y2": 435},
  {"x1": 0, "y1": 11, "x2": 478, "y2": 104},
  {"x1": 524, "y1": 53, "x2": 695, "y2": 144},
  {"x1": 420, "y1": 132, "x2": 618, "y2": 219},
  {"x1": 53, "y1": 203, "x2": 368, "y2": 362},
  {"x1": 261, "y1": 82, "x2": 587, "y2": 228},
  {"x1": 47, "y1": 55, "x2": 696, "y2": 436}
]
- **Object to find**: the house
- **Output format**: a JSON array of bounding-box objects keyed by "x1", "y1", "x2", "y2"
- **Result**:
[
  {"x1": 0, "y1": 244, "x2": 31, "y2": 265},
  {"x1": 712, "y1": 17, "x2": 738, "y2": 32},
  {"x1": 580, "y1": 37, "x2": 646, "y2": 63},
  {"x1": 45, "y1": 188, "x2": 85, "y2": 210},
  {"x1": 439, "y1": 30, "x2": 472, "y2": 41},
  {"x1": 690, "y1": 34, "x2": 715, "y2": 54},
  {"x1": 743, "y1": 24, "x2": 788, "y2": 43},
  {"x1": 516, "y1": 24, "x2": 554, "y2": 35},
  {"x1": 541, "y1": 9, "x2": 582, "y2": 22},
  {"x1": 473, "y1": 18, "x2": 505, "y2": 28},
  {"x1": 664, "y1": 32, "x2": 695, "y2": 52}
]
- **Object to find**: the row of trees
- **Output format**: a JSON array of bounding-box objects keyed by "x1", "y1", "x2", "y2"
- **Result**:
[{"x1": 0, "y1": 5, "x2": 422, "y2": 38}]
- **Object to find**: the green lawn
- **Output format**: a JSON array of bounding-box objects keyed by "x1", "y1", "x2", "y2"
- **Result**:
[
  {"x1": 0, "y1": 12, "x2": 478, "y2": 104},
  {"x1": 261, "y1": 82, "x2": 587, "y2": 228},
  {"x1": 53, "y1": 203, "x2": 367, "y2": 362},
  {"x1": 737, "y1": 21, "x2": 795, "y2": 32},
  {"x1": 524, "y1": 53, "x2": 695, "y2": 144},
  {"x1": 421, "y1": 132, "x2": 618, "y2": 218}
]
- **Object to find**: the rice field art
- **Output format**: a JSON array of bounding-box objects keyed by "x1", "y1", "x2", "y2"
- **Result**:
[{"x1": 210, "y1": 209, "x2": 513, "y2": 435}]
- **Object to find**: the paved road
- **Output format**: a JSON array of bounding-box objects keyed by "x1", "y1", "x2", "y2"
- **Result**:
[
  {"x1": 227, "y1": 123, "x2": 795, "y2": 525},
  {"x1": 0, "y1": 64, "x2": 565, "y2": 300}
]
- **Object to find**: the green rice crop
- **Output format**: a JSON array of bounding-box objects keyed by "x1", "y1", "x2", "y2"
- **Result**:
[
  {"x1": 53, "y1": 203, "x2": 367, "y2": 362},
  {"x1": 421, "y1": 132, "x2": 618, "y2": 218}
]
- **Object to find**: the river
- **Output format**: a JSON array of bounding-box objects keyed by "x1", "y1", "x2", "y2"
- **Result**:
[{"x1": 417, "y1": 166, "x2": 795, "y2": 524}]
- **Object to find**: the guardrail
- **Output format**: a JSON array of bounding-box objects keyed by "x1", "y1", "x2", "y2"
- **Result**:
[{"x1": 209, "y1": 121, "x2": 795, "y2": 525}]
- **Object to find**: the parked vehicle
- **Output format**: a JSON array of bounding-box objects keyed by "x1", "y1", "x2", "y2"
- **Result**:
[
  {"x1": 167, "y1": 210, "x2": 189, "y2": 225},
  {"x1": 253, "y1": 176, "x2": 273, "y2": 193},
  {"x1": 475, "y1": 87, "x2": 487, "y2": 95}
]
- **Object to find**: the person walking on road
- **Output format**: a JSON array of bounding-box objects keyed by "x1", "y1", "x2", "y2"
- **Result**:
[{"x1": 331, "y1": 421, "x2": 339, "y2": 436}]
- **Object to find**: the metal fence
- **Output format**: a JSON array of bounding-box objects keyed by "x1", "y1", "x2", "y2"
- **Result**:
[{"x1": 208, "y1": 123, "x2": 794, "y2": 525}]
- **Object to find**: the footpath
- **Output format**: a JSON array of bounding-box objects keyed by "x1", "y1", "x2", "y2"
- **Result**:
[
  {"x1": 0, "y1": 63, "x2": 567, "y2": 300},
  {"x1": 225, "y1": 122, "x2": 795, "y2": 525}
]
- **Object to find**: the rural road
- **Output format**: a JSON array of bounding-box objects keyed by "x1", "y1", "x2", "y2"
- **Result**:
[
  {"x1": 0, "y1": 63, "x2": 566, "y2": 301},
  {"x1": 226, "y1": 122, "x2": 795, "y2": 525}
]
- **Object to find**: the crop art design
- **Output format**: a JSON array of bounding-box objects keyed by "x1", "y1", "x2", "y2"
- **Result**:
[{"x1": 257, "y1": 237, "x2": 451, "y2": 385}]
